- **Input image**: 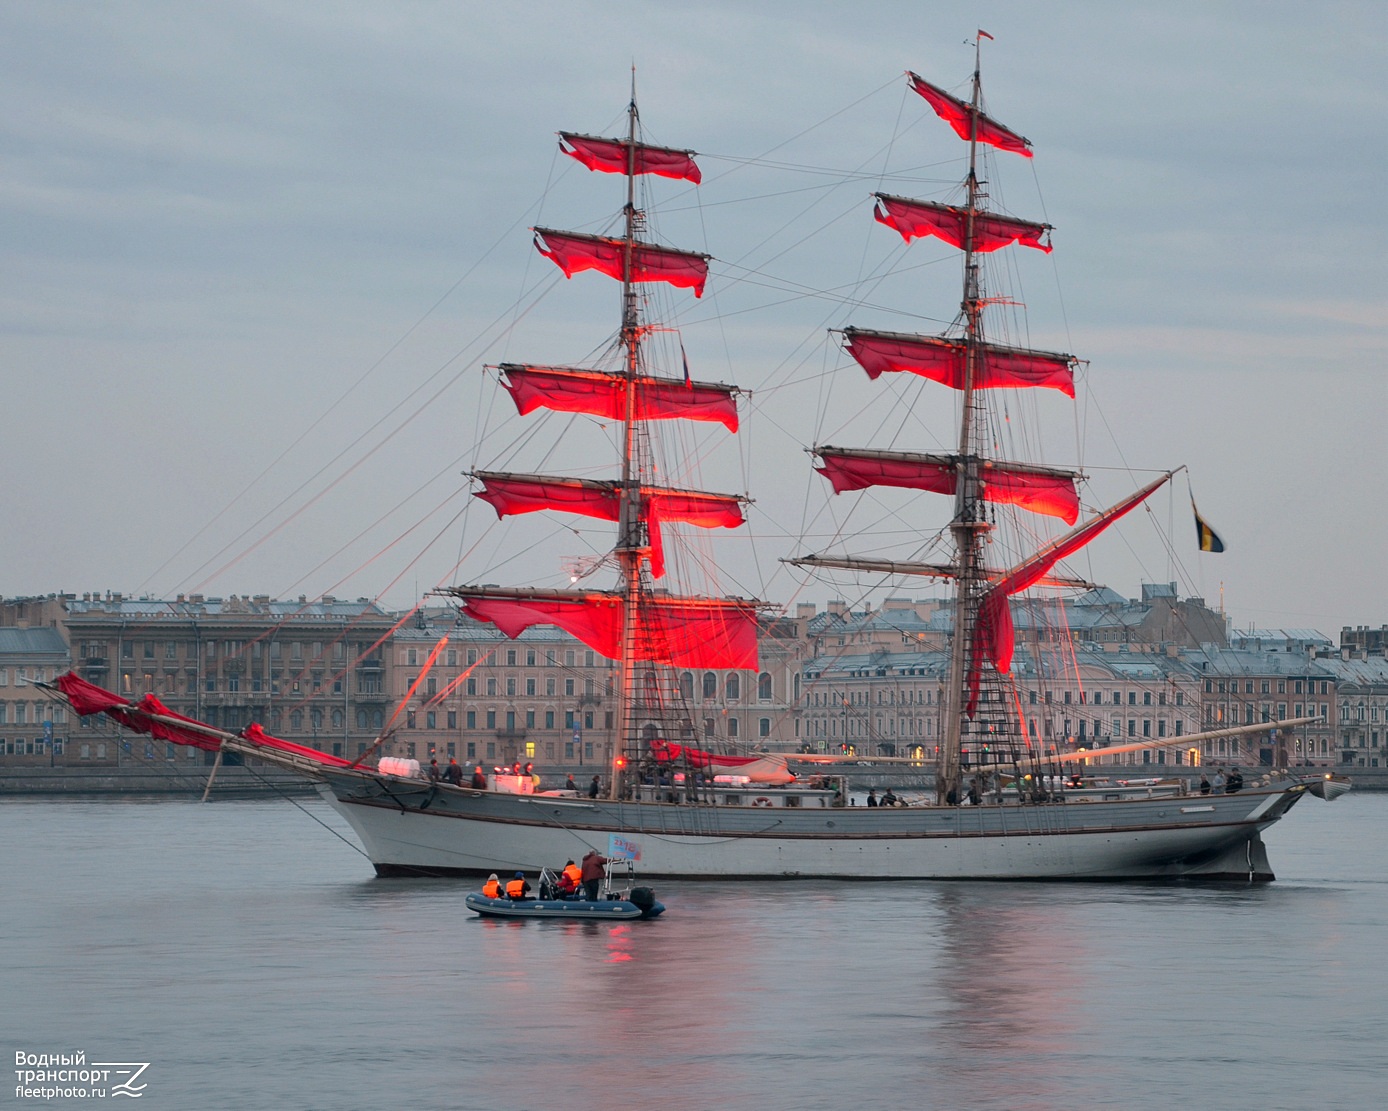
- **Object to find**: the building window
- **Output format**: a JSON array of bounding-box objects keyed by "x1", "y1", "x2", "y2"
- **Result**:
[
  {"x1": 759, "y1": 718, "x2": 771, "y2": 738},
  {"x1": 759, "y1": 673, "x2": 773, "y2": 701},
  {"x1": 726, "y1": 673, "x2": 740, "y2": 701},
  {"x1": 702, "y1": 672, "x2": 717, "y2": 699}
]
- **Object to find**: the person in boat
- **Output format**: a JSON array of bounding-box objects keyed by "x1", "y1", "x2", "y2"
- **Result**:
[
  {"x1": 471, "y1": 765, "x2": 488, "y2": 790},
  {"x1": 565, "y1": 774, "x2": 577, "y2": 793},
  {"x1": 967, "y1": 778, "x2": 981, "y2": 807},
  {"x1": 866, "y1": 788, "x2": 878, "y2": 807},
  {"x1": 1199, "y1": 774, "x2": 1211, "y2": 795},
  {"x1": 482, "y1": 873, "x2": 502, "y2": 898},
  {"x1": 512, "y1": 761, "x2": 522, "y2": 776},
  {"x1": 588, "y1": 775, "x2": 601, "y2": 799},
  {"x1": 555, "y1": 868, "x2": 579, "y2": 899},
  {"x1": 426, "y1": 758, "x2": 441, "y2": 783},
  {"x1": 580, "y1": 850, "x2": 608, "y2": 900},
  {"x1": 444, "y1": 758, "x2": 464, "y2": 786},
  {"x1": 881, "y1": 788, "x2": 899, "y2": 807},
  {"x1": 1226, "y1": 767, "x2": 1244, "y2": 794},
  {"x1": 562, "y1": 858, "x2": 582, "y2": 893},
  {"x1": 506, "y1": 871, "x2": 531, "y2": 900},
  {"x1": 1212, "y1": 769, "x2": 1226, "y2": 794}
]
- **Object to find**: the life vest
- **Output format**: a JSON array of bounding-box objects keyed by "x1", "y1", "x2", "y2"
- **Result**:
[
  {"x1": 563, "y1": 863, "x2": 582, "y2": 887},
  {"x1": 482, "y1": 878, "x2": 501, "y2": 898},
  {"x1": 506, "y1": 877, "x2": 528, "y2": 899}
]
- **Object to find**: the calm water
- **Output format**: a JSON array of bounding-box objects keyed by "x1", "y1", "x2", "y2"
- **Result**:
[{"x1": 2, "y1": 790, "x2": 1383, "y2": 1111}]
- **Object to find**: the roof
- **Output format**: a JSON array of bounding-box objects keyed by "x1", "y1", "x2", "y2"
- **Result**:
[{"x1": 0, "y1": 627, "x2": 68, "y2": 656}]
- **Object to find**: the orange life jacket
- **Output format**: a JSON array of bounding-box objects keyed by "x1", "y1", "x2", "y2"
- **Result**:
[
  {"x1": 506, "y1": 877, "x2": 528, "y2": 899},
  {"x1": 482, "y1": 878, "x2": 501, "y2": 898},
  {"x1": 563, "y1": 864, "x2": 582, "y2": 887}
]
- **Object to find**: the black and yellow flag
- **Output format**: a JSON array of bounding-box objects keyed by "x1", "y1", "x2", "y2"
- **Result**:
[{"x1": 1192, "y1": 499, "x2": 1225, "y2": 553}]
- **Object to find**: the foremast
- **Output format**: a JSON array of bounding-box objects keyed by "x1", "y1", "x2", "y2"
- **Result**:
[
  {"x1": 446, "y1": 81, "x2": 761, "y2": 803},
  {"x1": 615, "y1": 83, "x2": 646, "y2": 801}
]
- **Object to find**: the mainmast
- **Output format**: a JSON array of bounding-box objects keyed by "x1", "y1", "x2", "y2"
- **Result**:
[
  {"x1": 938, "y1": 40, "x2": 990, "y2": 805},
  {"x1": 796, "y1": 44, "x2": 1178, "y2": 805}
]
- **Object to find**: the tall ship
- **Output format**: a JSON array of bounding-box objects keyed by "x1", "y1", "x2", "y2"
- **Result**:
[{"x1": 51, "y1": 53, "x2": 1346, "y2": 880}]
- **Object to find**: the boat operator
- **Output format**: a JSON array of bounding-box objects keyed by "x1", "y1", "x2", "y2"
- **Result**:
[{"x1": 506, "y1": 871, "x2": 532, "y2": 900}]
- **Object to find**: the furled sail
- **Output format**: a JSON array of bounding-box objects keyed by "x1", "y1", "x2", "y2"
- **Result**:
[
  {"x1": 873, "y1": 194, "x2": 1051, "y2": 254},
  {"x1": 498, "y1": 364, "x2": 739, "y2": 431},
  {"x1": 842, "y1": 328, "x2": 1075, "y2": 397},
  {"x1": 54, "y1": 672, "x2": 358, "y2": 766},
  {"x1": 559, "y1": 132, "x2": 702, "y2": 183},
  {"x1": 907, "y1": 72, "x2": 1032, "y2": 158},
  {"x1": 534, "y1": 228, "x2": 710, "y2": 296},
  {"x1": 813, "y1": 447, "x2": 1081, "y2": 524},
  {"x1": 965, "y1": 473, "x2": 1172, "y2": 714},
  {"x1": 449, "y1": 588, "x2": 760, "y2": 670}
]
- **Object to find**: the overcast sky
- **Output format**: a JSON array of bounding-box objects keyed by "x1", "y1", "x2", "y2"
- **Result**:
[{"x1": 3, "y1": 1, "x2": 1383, "y2": 638}]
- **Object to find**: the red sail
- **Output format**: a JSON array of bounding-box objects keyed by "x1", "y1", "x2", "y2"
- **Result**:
[
  {"x1": 473, "y1": 474, "x2": 743, "y2": 578},
  {"x1": 966, "y1": 474, "x2": 1171, "y2": 714},
  {"x1": 457, "y1": 591, "x2": 759, "y2": 669},
  {"x1": 474, "y1": 474, "x2": 621, "y2": 523},
  {"x1": 500, "y1": 365, "x2": 739, "y2": 431},
  {"x1": 644, "y1": 489, "x2": 746, "y2": 579},
  {"x1": 559, "y1": 133, "x2": 702, "y2": 184},
  {"x1": 137, "y1": 693, "x2": 223, "y2": 751},
  {"x1": 58, "y1": 671, "x2": 137, "y2": 718},
  {"x1": 873, "y1": 195, "x2": 1051, "y2": 254},
  {"x1": 907, "y1": 72, "x2": 1032, "y2": 158},
  {"x1": 815, "y1": 449, "x2": 1080, "y2": 524},
  {"x1": 534, "y1": 229, "x2": 710, "y2": 296},
  {"x1": 56, "y1": 671, "x2": 358, "y2": 762},
  {"x1": 241, "y1": 722, "x2": 357, "y2": 767},
  {"x1": 843, "y1": 329, "x2": 1075, "y2": 397}
]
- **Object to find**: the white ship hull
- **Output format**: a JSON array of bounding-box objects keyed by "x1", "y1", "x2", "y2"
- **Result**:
[{"x1": 317, "y1": 773, "x2": 1317, "y2": 882}]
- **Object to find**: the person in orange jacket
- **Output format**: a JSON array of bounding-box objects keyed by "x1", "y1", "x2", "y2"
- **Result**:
[
  {"x1": 562, "y1": 859, "x2": 582, "y2": 890},
  {"x1": 505, "y1": 871, "x2": 531, "y2": 900},
  {"x1": 481, "y1": 873, "x2": 502, "y2": 898}
]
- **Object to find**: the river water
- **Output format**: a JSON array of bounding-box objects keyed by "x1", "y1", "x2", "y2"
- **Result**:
[{"x1": 1, "y1": 790, "x2": 1382, "y2": 1111}]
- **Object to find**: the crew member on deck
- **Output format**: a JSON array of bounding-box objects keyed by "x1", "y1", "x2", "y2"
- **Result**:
[
  {"x1": 482, "y1": 873, "x2": 502, "y2": 898},
  {"x1": 445, "y1": 758, "x2": 464, "y2": 786},
  {"x1": 506, "y1": 871, "x2": 531, "y2": 900},
  {"x1": 471, "y1": 766, "x2": 488, "y2": 790}
]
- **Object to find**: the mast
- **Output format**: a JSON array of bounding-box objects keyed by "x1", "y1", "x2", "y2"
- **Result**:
[
  {"x1": 937, "y1": 38, "x2": 988, "y2": 804},
  {"x1": 613, "y1": 72, "x2": 642, "y2": 800}
]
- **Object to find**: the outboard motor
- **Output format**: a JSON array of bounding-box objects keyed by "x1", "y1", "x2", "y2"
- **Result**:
[{"x1": 629, "y1": 887, "x2": 656, "y2": 912}]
